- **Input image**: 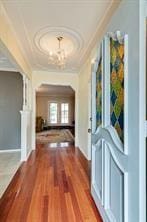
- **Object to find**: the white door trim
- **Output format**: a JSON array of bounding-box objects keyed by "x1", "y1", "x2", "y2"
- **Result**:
[{"x1": 139, "y1": 1, "x2": 146, "y2": 221}]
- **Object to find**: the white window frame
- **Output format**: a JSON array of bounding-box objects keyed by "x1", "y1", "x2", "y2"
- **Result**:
[
  {"x1": 61, "y1": 103, "x2": 69, "y2": 124},
  {"x1": 48, "y1": 101, "x2": 70, "y2": 125},
  {"x1": 48, "y1": 102, "x2": 58, "y2": 125}
]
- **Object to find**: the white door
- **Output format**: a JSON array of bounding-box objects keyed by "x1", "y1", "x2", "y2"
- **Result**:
[{"x1": 91, "y1": 33, "x2": 129, "y2": 222}]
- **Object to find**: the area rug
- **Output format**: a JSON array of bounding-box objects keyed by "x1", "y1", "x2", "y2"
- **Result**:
[{"x1": 36, "y1": 129, "x2": 74, "y2": 144}]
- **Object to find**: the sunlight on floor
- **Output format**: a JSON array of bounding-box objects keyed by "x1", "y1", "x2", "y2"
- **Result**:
[
  {"x1": 60, "y1": 142, "x2": 69, "y2": 147},
  {"x1": 49, "y1": 142, "x2": 69, "y2": 148},
  {"x1": 0, "y1": 152, "x2": 21, "y2": 198}
]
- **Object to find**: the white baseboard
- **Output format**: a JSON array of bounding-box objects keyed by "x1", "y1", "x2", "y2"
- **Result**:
[
  {"x1": 77, "y1": 146, "x2": 88, "y2": 160},
  {"x1": 0, "y1": 149, "x2": 21, "y2": 153},
  {"x1": 27, "y1": 149, "x2": 32, "y2": 160},
  {"x1": 21, "y1": 148, "x2": 32, "y2": 162}
]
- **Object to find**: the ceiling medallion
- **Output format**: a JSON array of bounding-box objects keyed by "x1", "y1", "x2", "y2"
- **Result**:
[{"x1": 34, "y1": 26, "x2": 84, "y2": 69}]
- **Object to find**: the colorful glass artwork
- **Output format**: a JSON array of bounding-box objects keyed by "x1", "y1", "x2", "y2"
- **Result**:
[
  {"x1": 110, "y1": 37, "x2": 124, "y2": 143},
  {"x1": 96, "y1": 56, "x2": 102, "y2": 127}
]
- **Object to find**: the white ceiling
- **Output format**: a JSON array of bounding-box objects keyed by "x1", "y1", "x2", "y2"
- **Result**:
[
  {"x1": 2, "y1": 0, "x2": 113, "y2": 73},
  {"x1": 37, "y1": 84, "x2": 75, "y2": 96}
]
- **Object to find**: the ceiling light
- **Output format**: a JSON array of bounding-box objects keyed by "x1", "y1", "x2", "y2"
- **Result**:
[{"x1": 48, "y1": 36, "x2": 66, "y2": 69}]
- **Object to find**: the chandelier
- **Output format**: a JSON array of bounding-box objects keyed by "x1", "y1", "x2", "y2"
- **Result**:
[{"x1": 48, "y1": 36, "x2": 66, "y2": 69}]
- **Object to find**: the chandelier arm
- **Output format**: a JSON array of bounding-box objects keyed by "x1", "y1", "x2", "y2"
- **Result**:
[{"x1": 48, "y1": 36, "x2": 66, "y2": 69}]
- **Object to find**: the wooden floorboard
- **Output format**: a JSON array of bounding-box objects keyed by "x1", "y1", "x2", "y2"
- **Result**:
[{"x1": 0, "y1": 142, "x2": 102, "y2": 222}]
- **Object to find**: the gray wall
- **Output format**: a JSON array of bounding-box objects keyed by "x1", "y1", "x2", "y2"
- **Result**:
[{"x1": 0, "y1": 71, "x2": 23, "y2": 150}]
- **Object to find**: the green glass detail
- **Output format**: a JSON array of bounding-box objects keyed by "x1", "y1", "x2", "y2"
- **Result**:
[
  {"x1": 96, "y1": 56, "x2": 102, "y2": 127},
  {"x1": 110, "y1": 38, "x2": 124, "y2": 143}
]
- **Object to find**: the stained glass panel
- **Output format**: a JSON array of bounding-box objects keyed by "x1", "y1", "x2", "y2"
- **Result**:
[
  {"x1": 96, "y1": 55, "x2": 102, "y2": 127},
  {"x1": 110, "y1": 37, "x2": 124, "y2": 143}
]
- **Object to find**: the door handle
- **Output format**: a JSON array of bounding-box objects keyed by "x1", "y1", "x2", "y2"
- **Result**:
[{"x1": 88, "y1": 128, "x2": 92, "y2": 133}]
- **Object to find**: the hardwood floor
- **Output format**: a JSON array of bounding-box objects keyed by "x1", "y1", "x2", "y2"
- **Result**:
[{"x1": 0, "y1": 142, "x2": 102, "y2": 222}]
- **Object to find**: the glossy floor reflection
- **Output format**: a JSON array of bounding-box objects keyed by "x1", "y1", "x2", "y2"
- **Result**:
[{"x1": 0, "y1": 143, "x2": 102, "y2": 222}]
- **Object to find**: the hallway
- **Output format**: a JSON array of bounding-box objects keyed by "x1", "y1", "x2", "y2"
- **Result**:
[{"x1": 0, "y1": 143, "x2": 102, "y2": 222}]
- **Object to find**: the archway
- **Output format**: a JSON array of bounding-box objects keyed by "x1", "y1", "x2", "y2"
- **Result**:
[
  {"x1": 35, "y1": 84, "x2": 75, "y2": 145},
  {"x1": 32, "y1": 79, "x2": 78, "y2": 150},
  {"x1": 0, "y1": 46, "x2": 26, "y2": 197}
]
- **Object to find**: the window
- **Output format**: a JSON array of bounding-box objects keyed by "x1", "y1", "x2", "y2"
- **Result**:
[
  {"x1": 49, "y1": 103, "x2": 58, "y2": 123},
  {"x1": 48, "y1": 102, "x2": 69, "y2": 124},
  {"x1": 61, "y1": 103, "x2": 69, "y2": 124}
]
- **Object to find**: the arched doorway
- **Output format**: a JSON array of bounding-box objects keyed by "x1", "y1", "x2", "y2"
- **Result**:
[
  {"x1": 35, "y1": 84, "x2": 75, "y2": 146},
  {"x1": 0, "y1": 43, "x2": 32, "y2": 196},
  {"x1": 0, "y1": 51, "x2": 24, "y2": 197},
  {"x1": 31, "y1": 74, "x2": 79, "y2": 150}
]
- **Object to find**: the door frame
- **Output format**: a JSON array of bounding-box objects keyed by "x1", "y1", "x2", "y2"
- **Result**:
[
  {"x1": 31, "y1": 82, "x2": 78, "y2": 150},
  {"x1": 0, "y1": 39, "x2": 31, "y2": 161},
  {"x1": 88, "y1": 80, "x2": 92, "y2": 160},
  {"x1": 139, "y1": 1, "x2": 146, "y2": 221}
]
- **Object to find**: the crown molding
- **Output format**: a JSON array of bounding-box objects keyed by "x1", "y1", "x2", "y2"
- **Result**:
[
  {"x1": 1, "y1": 0, "x2": 120, "y2": 74},
  {"x1": 0, "y1": 67, "x2": 17, "y2": 72},
  {"x1": 0, "y1": 2, "x2": 32, "y2": 75},
  {"x1": 78, "y1": 0, "x2": 121, "y2": 74}
]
